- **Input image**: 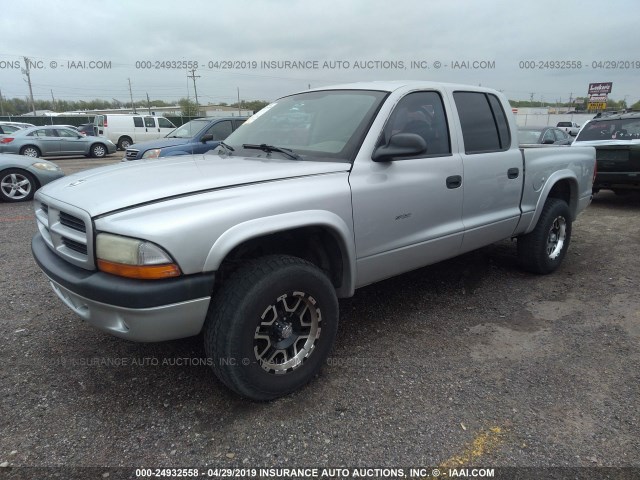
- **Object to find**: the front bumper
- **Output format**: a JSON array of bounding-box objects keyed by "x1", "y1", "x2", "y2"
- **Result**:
[{"x1": 32, "y1": 234, "x2": 215, "y2": 342}]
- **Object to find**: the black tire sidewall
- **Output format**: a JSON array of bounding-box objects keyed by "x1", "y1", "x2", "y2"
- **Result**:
[
  {"x1": 519, "y1": 198, "x2": 572, "y2": 274},
  {"x1": 208, "y1": 257, "x2": 338, "y2": 399}
]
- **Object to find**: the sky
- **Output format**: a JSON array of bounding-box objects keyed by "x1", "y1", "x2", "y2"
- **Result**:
[{"x1": 0, "y1": 0, "x2": 639, "y2": 107}]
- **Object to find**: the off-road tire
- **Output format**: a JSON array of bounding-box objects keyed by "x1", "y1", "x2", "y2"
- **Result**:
[
  {"x1": 203, "y1": 255, "x2": 339, "y2": 401},
  {"x1": 517, "y1": 198, "x2": 572, "y2": 274}
]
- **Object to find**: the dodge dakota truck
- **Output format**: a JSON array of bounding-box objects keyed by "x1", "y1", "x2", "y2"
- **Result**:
[{"x1": 31, "y1": 81, "x2": 596, "y2": 400}]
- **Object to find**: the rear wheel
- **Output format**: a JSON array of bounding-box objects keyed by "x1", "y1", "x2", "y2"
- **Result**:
[
  {"x1": 203, "y1": 255, "x2": 339, "y2": 401},
  {"x1": 0, "y1": 169, "x2": 37, "y2": 202},
  {"x1": 117, "y1": 137, "x2": 132, "y2": 150},
  {"x1": 517, "y1": 198, "x2": 572, "y2": 274},
  {"x1": 20, "y1": 146, "x2": 41, "y2": 158}
]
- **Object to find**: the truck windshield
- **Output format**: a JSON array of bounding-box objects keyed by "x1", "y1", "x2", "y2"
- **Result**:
[
  {"x1": 222, "y1": 89, "x2": 388, "y2": 162},
  {"x1": 575, "y1": 118, "x2": 640, "y2": 142},
  {"x1": 166, "y1": 118, "x2": 211, "y2": 138}
]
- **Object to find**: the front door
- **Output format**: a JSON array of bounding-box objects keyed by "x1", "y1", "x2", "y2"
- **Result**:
[{"x1": 350, "y1": 90, "x2": 464, "y2": 286}]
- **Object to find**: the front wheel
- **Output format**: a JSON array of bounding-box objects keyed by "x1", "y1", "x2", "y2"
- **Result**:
[
  {"x1": 91, "y1": 143, "x2": 107, "y2": 158},
  {"x1": 0, "y1": 169, "x2": 37, "y2": 202},
  {"x1": 517, "y1": 198, "x2": 572, "y2": 274},
  {"x1": 204, "y1": 255, "x2": 339, "y2": 401}
]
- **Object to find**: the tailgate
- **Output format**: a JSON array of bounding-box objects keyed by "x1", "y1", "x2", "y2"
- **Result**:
[{"x1": 596, "y1": 145, "x2": 640, "y2": 172}]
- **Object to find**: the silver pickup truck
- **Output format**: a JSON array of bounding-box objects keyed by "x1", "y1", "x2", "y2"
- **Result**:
[{"x1": 32, "y1": 81, "x2": 596, "y2": 400}]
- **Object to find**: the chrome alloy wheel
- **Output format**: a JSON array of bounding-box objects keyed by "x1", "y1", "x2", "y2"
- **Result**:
[
  {"x1": 254, "y1": 292, "x2": 321, "y2": 374},
  {"x1": 546, "y1": 216, "x2": 567, "y2": 260},
  {"x1": 1, "y1": 172, "x2": 32, "y2": 200}
]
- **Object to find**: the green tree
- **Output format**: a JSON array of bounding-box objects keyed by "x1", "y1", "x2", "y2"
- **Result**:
[{"x1": 178, "y1": 98, "x2": 199, "y2": 116}]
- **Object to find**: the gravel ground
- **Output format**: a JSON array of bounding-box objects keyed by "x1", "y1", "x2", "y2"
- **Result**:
[{"x1": 0, "y1": 156, "x2": 639, "y2": 478}]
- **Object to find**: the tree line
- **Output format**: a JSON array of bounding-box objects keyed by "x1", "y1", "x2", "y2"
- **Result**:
[{"x1": 0, "y1": 97, "x2": 270, "y2": 116}]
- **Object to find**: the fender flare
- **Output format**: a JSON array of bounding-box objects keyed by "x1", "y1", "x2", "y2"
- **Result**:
[
  {"x1": 203, "y1": 210, "x2": 357, "y2": 297},
  {"x1": 524, "y1": 170, "x2": 579, "y2": 234}
]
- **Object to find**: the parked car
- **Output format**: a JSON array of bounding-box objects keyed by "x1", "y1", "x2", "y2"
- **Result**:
[
  {"x1": 0, "y1": 121, "x2": 35, "y2": 129},
  {"x1": 53, "y1": 124, "x2": 79, "y2": 131},
  {"x1": 124, "y1": 117, "x2": 246, "y2": 160},
  {"x1": 518, "y1": 126, "x2": 573, "y2": 145},
  {"x1": 0, "y1": 124, "x2": 23, "y2": 135},
  {"x1": 31, "y1": 81, "x2": 595, "y2": 400},
  {"x1": 557, "y1": 121, "x2": 581, "y2": 136},
  {"x1": 93, "y1": 114, "x2": 176, "y2": 150},
  {"x1": 0, "y1": 153, "x2": 64, "y2": 202},
  {"x1": 77, "y1": 123, "x2": 97, "y2": 136},
  {"x1": 572, "y1": 112, "x2": 640, "y2": 193},
  {"x1": 0, "y1": 126, "x2": 117, "y2": 158}
]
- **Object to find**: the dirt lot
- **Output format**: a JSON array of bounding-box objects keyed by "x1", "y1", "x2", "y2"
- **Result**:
[{"x1": 0, "y1": 155, "x2": 639, "y2": 477}]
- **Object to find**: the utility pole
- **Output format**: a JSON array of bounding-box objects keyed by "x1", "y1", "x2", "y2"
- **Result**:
[
  {"x1": 187, "y1": 69, "x2": 200, "y2": 113},
  {"x1": 22, "y1": 56, "x2": 36, "y2": 115},
  {"x1": 146, "y1": 92, "x2": 151, "y2": 114},
  {"x1": 51, "y1": 89, "x2": 56, "y2": 112},
  {"x1": 0, "y1": 88, "x2": 4, "y2": 116},
  {"x1": 237, "y1": 87, "x2": 241, "y2": 117},
  {"x1": 529, "y1": 92, "x2": 535, "y2": 105},
  {"x1": 128, "y1": 78, "x2": 136, "y2": 113}
]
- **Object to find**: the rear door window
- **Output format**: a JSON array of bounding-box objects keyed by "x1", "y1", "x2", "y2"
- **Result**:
[
  {"x1": 133, "y1": 117, "x2": 144, "y2": 127},
  {"x1": 144, "y1": 117, "x2": 156, "y2": 128},
  {"x1": 453, "y1": 91, "x2": 510, "y2": 153}
]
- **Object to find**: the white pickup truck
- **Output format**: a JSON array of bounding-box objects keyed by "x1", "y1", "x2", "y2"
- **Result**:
[
  {"x1": 557, "y1": 121, "x2": 581, "y2": 136},
  {"x1": 32, "y1": 81, "x2": 596, "y2": 400}
]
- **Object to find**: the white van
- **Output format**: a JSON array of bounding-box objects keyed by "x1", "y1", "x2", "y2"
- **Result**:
[{"x1": 93, "y1": 114, "x2": 177, "y2": 150}]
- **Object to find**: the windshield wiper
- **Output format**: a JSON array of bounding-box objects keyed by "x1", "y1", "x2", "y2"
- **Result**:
[
  {"x1": 218, "y1": 141, "x2": 235, "y2": 153},
  {"x1": 242, "y1": 143, "x2": 300, "y2": 160}
]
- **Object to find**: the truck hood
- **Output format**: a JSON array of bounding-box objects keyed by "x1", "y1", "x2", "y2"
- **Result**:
[
  {"x1": 129, "y1": 137, "x2": 191, "y2": 150},
  {"x1": 38, "y1": 154, "x2": 351, "y2": 217}
]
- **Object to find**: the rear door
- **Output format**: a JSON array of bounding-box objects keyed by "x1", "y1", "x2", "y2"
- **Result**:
[
  {"x1": 27, "y1": 128, "x2": 60, "y2": 155},
  {"x1": 452, "y1": 91, "x2": 523, "y2": 253}
]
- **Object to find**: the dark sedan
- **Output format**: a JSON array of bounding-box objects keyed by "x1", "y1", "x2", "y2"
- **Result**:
[
  {"x1": 518, "y1": 126, "x2": 573, "y2": 145},
  {"x1": 0, "y1": 126, "x2": 116, "y2": 158}
]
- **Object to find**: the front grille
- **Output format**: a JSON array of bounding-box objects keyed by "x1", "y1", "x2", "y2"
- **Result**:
[
  {"x1": 125, "y1": 149, "x2": 139, "y2": 160},
  {"x1": 59, "y1": 211, "x2": 86, "y2": 232},
  {"x1": 34, "y1": 197, "x2": 94, "y2": 270},
  {"x1": 62, "y1": 237, "x2": 88, "y2": 255}
]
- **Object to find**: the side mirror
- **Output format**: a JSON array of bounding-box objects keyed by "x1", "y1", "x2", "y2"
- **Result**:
[
  {"x1": 201, "y1": 133, "x2": 214, "y2": 143},
  {"x1": 542, "y1": 138, "x2": 555, "y2": 145},
  {"x1": 372, "y1": 133, "x2": 427, "y2": 162}
]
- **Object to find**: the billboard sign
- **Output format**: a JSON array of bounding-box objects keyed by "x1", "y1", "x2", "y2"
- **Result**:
[{"x1": 588, "y1": 82, "x2": 613, "y2": 95}]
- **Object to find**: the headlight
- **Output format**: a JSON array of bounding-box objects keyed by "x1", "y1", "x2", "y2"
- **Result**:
[
  {"x1": 96, "y1": 233, "x2": 181, "y2": 280},
  {"x1": 142, "y1": 149, "x2": 162, "y2": 159},
  {"x1": 32, "y1": 162, "x2": 60, "y2": 171}
]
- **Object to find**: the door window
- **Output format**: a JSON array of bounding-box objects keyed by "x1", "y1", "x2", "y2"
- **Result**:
[
  {"x1": 382, "y1": 91, "x2": 451, "y2": 157},
  {"x1": 205, "y1": 121, "x2": 233, "y2": 140},
  {"x1": 144, "y1": 117, "x2": 156, "y2": 128},
  {"x1": 133, "y1": 117, "x2": 144, "y2": 127}
]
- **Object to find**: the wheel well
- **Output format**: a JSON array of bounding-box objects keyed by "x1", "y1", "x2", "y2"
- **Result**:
[
  {"x1": 217, "y1": 227, "x2": 345, "y2": 290},
  {"x1": 20, "y1": 145, "x2": 40, "y2": 154},
  {"x1": 118, "y1": 136, "x2": 132, "y2": 144},
  {"x1": 547, "y1": 179, "x2": 576, "y2": 217}
]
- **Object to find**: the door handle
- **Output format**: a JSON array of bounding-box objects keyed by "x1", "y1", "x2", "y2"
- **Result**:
[
  {"x1": 446, "y1": 175, "x2": 462, "y2": 189},
  {"x1": 507, "y1": 168, "x2": 519, "y2": 179}
]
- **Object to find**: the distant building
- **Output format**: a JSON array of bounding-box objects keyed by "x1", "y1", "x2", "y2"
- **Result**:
[{"x1": 62, "y1": 104, "x2": 253, "y2": 117}]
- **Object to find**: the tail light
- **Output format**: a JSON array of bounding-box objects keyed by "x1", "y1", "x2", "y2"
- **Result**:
[{"x1": 0, "y1": 137, "x2": 14, "y2": 144}]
